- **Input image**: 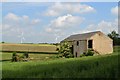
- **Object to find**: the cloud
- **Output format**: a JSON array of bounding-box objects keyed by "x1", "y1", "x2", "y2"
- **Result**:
[
  {"x1": 45, "y1": 14, "x2": 84, "y2": 33},
  {"x1": 22, "y1": 15, "x2": 29, "y2": 20},
  {"x1": 111, "y1": 6, "x2": 118, "y2": 16},
  {"x1": 45, "y1": 14, "x2": 84, "y2": 42},
  {"x1": 3, "y1": 12, "x2": 41, "y2": 26},
  {"x1": 2, "y1": 13, "x2": 42, "y2": 43},
  {"x1": 2, "y1": 24, "x2": 11, "y2": 31},
  {"x1": 31, "y1": 19, "x2": 41, "y2": 25},
  {"x1": 45, "y1": 27, "x2": 52, "y2": 33},
  {"x1": 4, "y1": 13, "x2": 20, "y2": 21},
  {"x1": 78, "y1": 19, "x2": 118, "y2": 34},
  {"x1": 44, "y1": 2, "x2": 95, "y2": 16}
]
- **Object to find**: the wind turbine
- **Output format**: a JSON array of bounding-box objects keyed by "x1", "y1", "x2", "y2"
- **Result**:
[
  {"x1": 55, "y1": 34, "x2": 60, "y2": 43},
  {"x1": 18, "y1": 31, "x2": 25, "y2": 43}
]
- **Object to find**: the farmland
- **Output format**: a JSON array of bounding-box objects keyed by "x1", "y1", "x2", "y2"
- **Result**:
[
  {"x1": 0, "y1": 43, "x2": 58, "y2": 53},
  {"x1": 1, "y1": 45, "x2": 120, "y2": 78},
  {"x1": 1, "y1": 52, "x2": 58, "y2": 62},
  {"x1": 1, "y1": 43, "x2": 59, "y2": 62}
]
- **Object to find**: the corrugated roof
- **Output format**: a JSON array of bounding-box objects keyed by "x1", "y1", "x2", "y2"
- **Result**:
[{"x1": 62, "y1": 31, "x2": 101, "y2": 41}]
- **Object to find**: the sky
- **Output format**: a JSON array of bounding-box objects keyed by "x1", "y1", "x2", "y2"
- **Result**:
[
  {"x1": 1, "y1": 2, "x2": 119, "y2": 43},
  {"x1": 1, "y1": 0, "x2": 119, "y2": 2}
]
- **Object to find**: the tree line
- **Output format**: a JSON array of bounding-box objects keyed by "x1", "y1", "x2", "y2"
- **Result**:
[{"x1": 107, "y1": 30, "x2": 120, "y2": 46}]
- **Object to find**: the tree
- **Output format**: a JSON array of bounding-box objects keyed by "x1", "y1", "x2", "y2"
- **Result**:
[
  {"x1": 59, "y1": 41, "x2": 73, "y2": 58},
  {"x1": 2, "y1": 41, "x2": 5, "y2": 43},
  {"x1": 108, "y1": 30, "x2": 119, "y2": 39},
  {"x1": 108, "y1": 31, "x2": 120, "y2": 46}
]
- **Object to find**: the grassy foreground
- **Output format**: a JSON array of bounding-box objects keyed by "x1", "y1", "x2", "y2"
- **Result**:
[{"x1": 2, "y1": 53, "x2": 119, "y2": 78}]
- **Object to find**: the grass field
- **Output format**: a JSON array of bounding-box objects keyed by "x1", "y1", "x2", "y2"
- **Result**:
[
  {"x1": 1, "y1": 52, "x2": 58, "y2": 62},
  {"x1": 1, "y1": 46, "x2": 120, "y2": 78}
]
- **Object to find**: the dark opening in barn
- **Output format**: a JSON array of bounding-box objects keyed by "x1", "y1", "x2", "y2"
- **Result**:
[
  {"x1": 88, "y1": 40, "x2": 93, "y2": 48},
  {"x1": 77, "y1": 41, "x2": 79, "y2": 46},
  {"x1": 75, "y1": 52, "x2": 77, "y2": 57},
  {"x1": 70, "y1": 45, "x2": 74, "y2": 55}
]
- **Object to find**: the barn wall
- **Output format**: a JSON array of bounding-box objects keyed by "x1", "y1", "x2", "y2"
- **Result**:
[
  {"x1": 73, "y1": 40, "x2": 87, "y2": 57},
  {"x1": 90, "y1": 33, "x2": 113, "y2": 54}
]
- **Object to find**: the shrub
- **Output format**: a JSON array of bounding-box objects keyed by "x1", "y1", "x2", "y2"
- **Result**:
[
  {"x1": 12, "y1": 52, "x2": 19, "y2": 62},
  {"x1": 23, "y1": 52, "x2": 29, "y2": 58},
  {"x1": 80, "y1": 50, "x2": 94, "y2": 57},
  {"x1": 58, "y1": 54, "x2": 63, "y2": 58},
  {"x1": 59, "y1": 41, "x2": 73, "y2": 58},
  {"x1": 86, "y1": 50, "x2": 94, "y2": 56},
  {"x1": 80, "y1": 53, "x2": 85, "y2": 57},
  {"x1": 56, "y1": 48, "x2": 59, "y2": 51},
  {"x1": 2, "y1": 41, "x2": 5, "y2": 43},
  {"x1": 12, "y1": 52, "x2": 17, "y2": 56},
  {"x1": 55, "y1": 55, "x2": 60, "y2": 58}
]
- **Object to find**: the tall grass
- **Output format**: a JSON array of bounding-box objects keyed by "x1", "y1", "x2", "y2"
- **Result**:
[
  {"x1": 2, "y1": 46, "x2": 120, "y2": 78},
  {"x1": 2, "y1": 53, "x2": 119, "y2": 78}
]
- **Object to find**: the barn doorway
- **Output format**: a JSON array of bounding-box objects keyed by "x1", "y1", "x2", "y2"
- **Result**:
[
  {"x1": 75, "y1": 52, "x2": 77, "y2": 57},
  {"x1": 88, "y1": 40, "x2": 93, "y2": 48},
  {"x1": 70, "y1": 45, "x2": 74, "y2": 55}
]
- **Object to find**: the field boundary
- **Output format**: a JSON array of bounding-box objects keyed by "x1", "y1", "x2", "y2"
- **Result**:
[{"x1": 1, "y1": 51, "x2": 58, "y2": 54}]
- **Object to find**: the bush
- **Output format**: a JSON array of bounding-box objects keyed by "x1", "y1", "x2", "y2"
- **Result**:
[
  {"x1": 55, "y1": 55, "x2": 60, "y2": 58},
  {"x1": 12, "y1": 52, "x2": 19, "y2": 62},
  {"x1": 80, "y1": 53, "x2": 85, "y2": 57},
  {"x1": 12, "y1": 52, "x2": 17, "y2": 56},
  {"x1": 23, "y1": 52, "x2": 29, "y2": 58},
  {"x1": 85, "y1": 50, "x2": 94, "y2": 56},
  {"x1": 56, "y1": 48, "x2": 59, "y2": 51},
  {"x1": 2, "y1": 41, "x2": 5, "y2": 43},
  {"x1": 59, "y1": 41, "x2": 73, "y2": 58},
  {"x1": 80, "y1": 50, "x2": 94, "y2": 57}
]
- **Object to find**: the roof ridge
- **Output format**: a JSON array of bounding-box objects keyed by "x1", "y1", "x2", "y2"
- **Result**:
[
  {"x1": 71, "y1": 31, "x2": 101, "y2": 36},
  {"x1": 62, "y1": 31, "x2": 102, "y2": 41}
]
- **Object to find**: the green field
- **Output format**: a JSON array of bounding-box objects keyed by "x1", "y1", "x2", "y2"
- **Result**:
[
  {"x1": 1, "y1": 46, "x2": 120, "y2": 78},
  {"x1": 1, "y1": 52, "x2": 58, "y2": 62}
]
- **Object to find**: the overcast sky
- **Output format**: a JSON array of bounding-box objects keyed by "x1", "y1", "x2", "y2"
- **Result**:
[{"x1": 1, "y1": 2, "x2": 119, "y2": 43}]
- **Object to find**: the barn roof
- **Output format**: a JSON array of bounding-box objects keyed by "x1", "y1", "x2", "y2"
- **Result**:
[{"x1": 62, "y1": 31, "x2": 102, "y2": 42}]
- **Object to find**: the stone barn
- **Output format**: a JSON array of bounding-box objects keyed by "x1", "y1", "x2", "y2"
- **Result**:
[{"x1": 61, "y1": 31, "x2": 113, "y2": 57}]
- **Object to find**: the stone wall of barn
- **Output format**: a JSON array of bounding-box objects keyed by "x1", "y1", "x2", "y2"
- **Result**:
[
  {"x1": 73, "y1": 40, "x2": 87, "y2": 57},
  {"x1": 90, "y1": 32, "x2": 113, "y2": 54}
]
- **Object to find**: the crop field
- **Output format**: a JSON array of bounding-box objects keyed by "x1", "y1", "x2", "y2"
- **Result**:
[
  {"x1": 0, "y1": 43, "x2": 58, "y2": 53},
  {"x1": 1, "y1": 46, "x2": 120, "y2": 78}
]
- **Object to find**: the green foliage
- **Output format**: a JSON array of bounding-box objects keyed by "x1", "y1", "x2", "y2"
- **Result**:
[
  {"x1": 2, "y1": 53, "x2": 119, "y2": 78},
  {"x1": 23, "y1": 52, "x2": 29, "y2": 58},
  {"x1": 80, "y1": 52, "x2": 85, "y2": 57},
  {"x1": 50, "y1": 55, "x2": 60, "y2": 59},
  {"x1": 12, "y1": 52, "x2": 29, "y2": 62},
  {"x1": 56, "y1": 48, "x2": 59, "y2": 51},
  {"x1": 85, "y1": 50, "x2": 94, "y2": 56},
  {"x1": 80, "y1": 54, "x2": 85, "y2": 57},
  {"x1": 108, "y1": 30, "x2": 119, "y2": 39},
  {"x1": 80, "y1": 50, "x2": 94, "y2": 57},
  {"x1": 108, "y1": 30, "x2": 120, "y2": 46},
  {"x1": 2, "y1": 41, "x2": 5, "y2": 43},
  {"x1": 12, "y1": 52, "x2": 17, "y2": 56},
  {"x1": 12, "y1": 52, "x2": 19, "y2": 62},
  {"x1": 59, "y1": 41, "x2": 73, "y2": 58}
]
